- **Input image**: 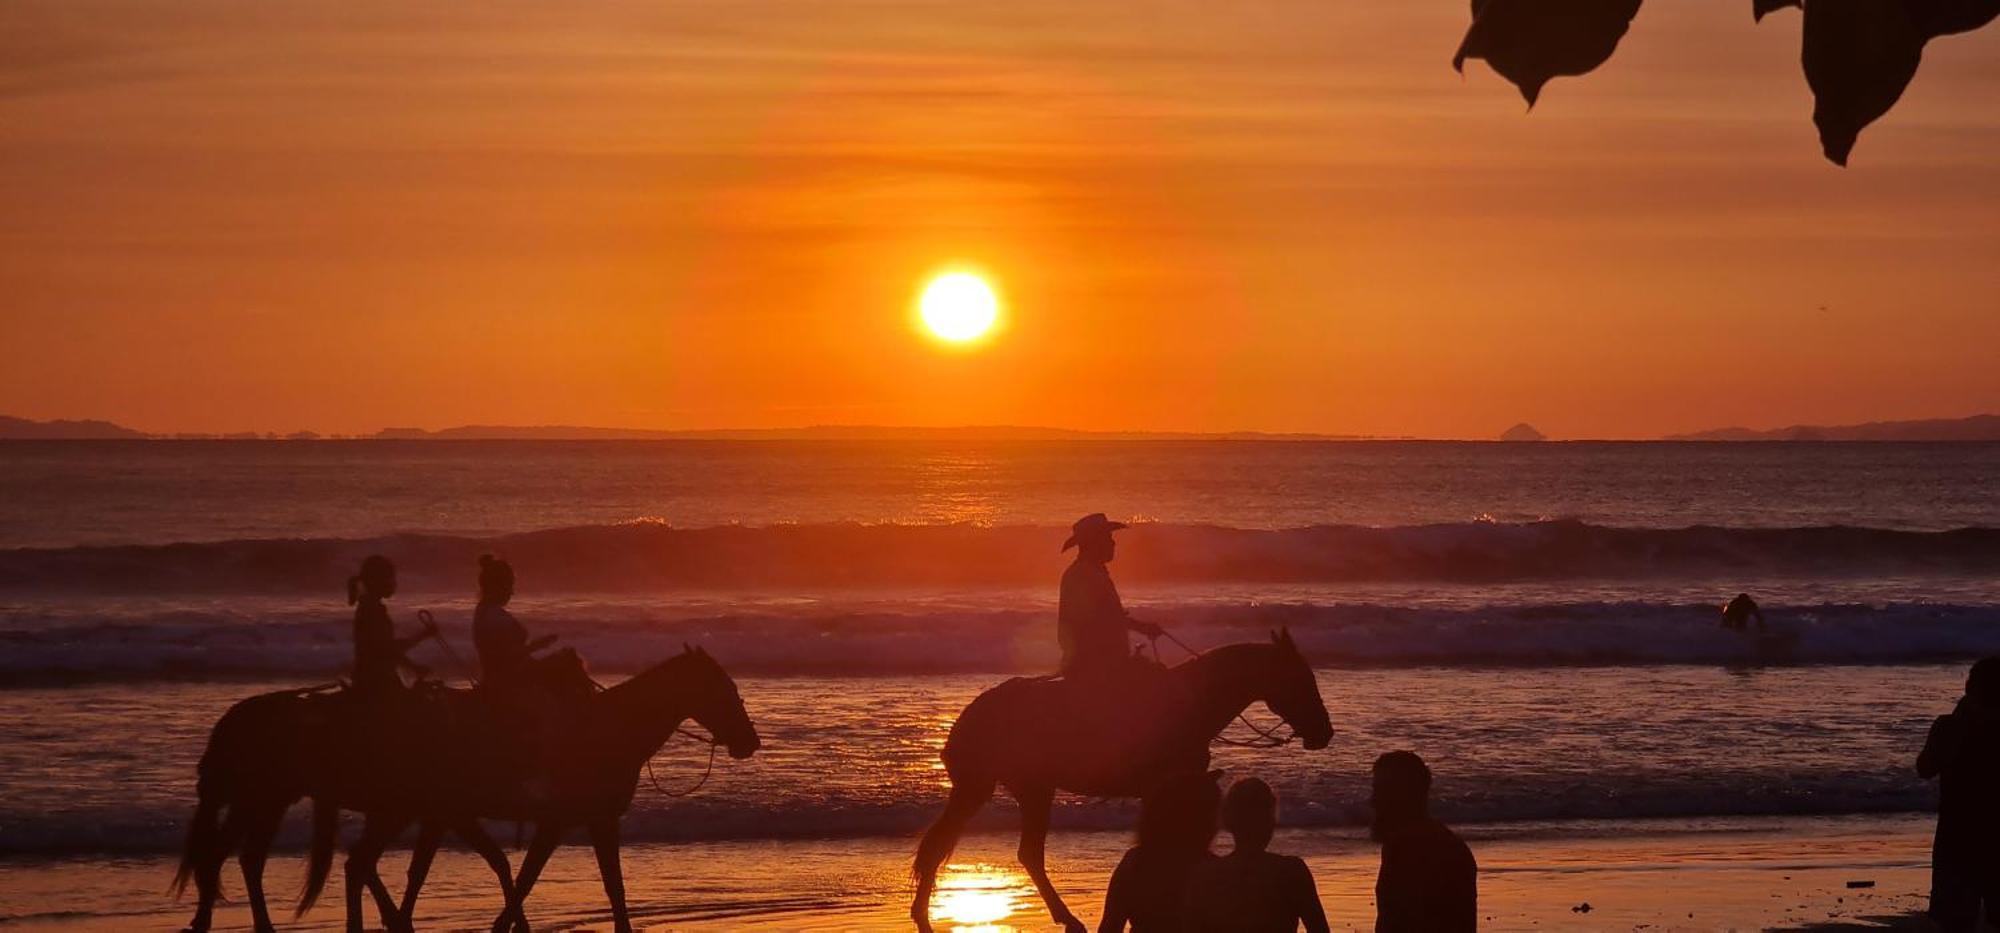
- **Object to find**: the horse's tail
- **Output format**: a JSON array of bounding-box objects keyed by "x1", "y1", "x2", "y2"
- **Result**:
[
  {"x1": 912, "y1": 777, "x2": 993, "y2": 881},
  {"x1": 171, "y1": 796, "x2": 221, "y2": 899},
  {"x1": 295, "y1": 796, "x2": 339, "y2": 916}
]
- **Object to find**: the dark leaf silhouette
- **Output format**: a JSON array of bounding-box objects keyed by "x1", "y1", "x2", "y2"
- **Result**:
[
  {"x1": 1755, "y1": 0, "x2": 1801, "y2": 21},
  {"x1": 1762, "y1": 0, "x2": 2000, "y2": 165},
  {"x1": 1453, "y1": 0, "x2": 1645, "y2": 108}
]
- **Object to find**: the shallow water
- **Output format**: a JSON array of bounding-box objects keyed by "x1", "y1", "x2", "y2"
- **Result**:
[{"x1": 0, "y1": 665, "x2": 1961, "y2": 858}]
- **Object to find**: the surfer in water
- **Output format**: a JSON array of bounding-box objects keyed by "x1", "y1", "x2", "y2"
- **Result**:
[{"x1": 1720, "y1": 593, "x2": 1765, "y2": 634}]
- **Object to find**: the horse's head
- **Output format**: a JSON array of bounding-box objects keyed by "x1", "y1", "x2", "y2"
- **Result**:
[
  {"x1": 675, "y1": 644, "x2": 761, "y2": 760},
  {"x1": 1261, "y1": 628, "x2": 1332, "y2": 750}
]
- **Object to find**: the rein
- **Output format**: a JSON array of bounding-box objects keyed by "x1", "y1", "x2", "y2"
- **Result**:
[
  {"x1": 1150, "y1": 629, "x2": 1297, "y2": 749},
  {"x1": 645, "y1": 726, "x2": 722, "y2": 797}
]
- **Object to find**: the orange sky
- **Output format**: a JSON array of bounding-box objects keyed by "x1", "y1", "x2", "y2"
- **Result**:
[{"x1": 3, "y1": 1, "x2": 1998, "y2": 439}]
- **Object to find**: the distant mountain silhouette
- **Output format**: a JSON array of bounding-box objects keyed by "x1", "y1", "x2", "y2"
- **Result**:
[
  {"x1": 372, "y1": 424, "x2": 1392, "y2": 442},
  {"x1": 1668, "y1": 414, "x2": 2000, "y2": 441},
  {"x1": 1499, "y1": 423, "x2": 1548, "y2": 442},
  {"x1": 0, "y1": 415, "x2": 148, "y2": 439}
]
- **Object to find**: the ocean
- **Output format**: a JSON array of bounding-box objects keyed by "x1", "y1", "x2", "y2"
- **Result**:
[{"x1": 1, "y1": 439, "x2": 1994, "y2": 929}]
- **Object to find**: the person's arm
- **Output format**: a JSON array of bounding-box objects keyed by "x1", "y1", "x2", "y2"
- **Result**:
[
  {"x1": 1097, "y1": 855, "x2": 1133, "y2": 933},
  {"x1": 1289, "y1": 857, "x2": 1331, "y2": 933},
  {"x1": 1917, "y1": 715, "x2": 1956, "y2": 779}
]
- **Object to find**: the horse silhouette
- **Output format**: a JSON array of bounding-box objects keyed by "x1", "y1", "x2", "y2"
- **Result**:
[
  {"x1": 910, "y1": 629, "x2": 1333, "y2": 932},
  {"x1": 174, "y1": 646, "x2": 759, "y2": 933}
]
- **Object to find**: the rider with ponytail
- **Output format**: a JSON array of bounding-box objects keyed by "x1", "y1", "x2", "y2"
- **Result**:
[{"x1": 347, "y1": 555, "x2": 435, "y2": 697}]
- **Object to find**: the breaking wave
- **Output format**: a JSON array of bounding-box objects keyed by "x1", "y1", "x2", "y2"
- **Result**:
[
  {"x1": 3, "y1": 519, "x2": 2000, "y2": 594},
  {"x1": 4, "y1": 598, "x2": 1997, "y2": 685}
]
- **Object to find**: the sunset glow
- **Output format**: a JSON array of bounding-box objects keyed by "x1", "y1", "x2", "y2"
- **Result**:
[{"x1": 918, "y1": 272, "x2": 1001, "y2": 345}]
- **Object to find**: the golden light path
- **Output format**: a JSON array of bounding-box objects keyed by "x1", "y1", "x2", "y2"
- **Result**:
[
  {"x1": 934, "y1": 862, "x2": 1032, "y2": 931},
  {"x1": 918, "y1": 271, "x2": 1001, "y2": 344}
]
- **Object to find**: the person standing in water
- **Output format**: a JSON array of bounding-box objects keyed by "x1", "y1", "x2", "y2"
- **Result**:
[
  {"x1": 346, "y1": 555, "x2": 434, "y2": 697},
  {"x1": 1059, "y1": 513, "x2": 1162, "y2": 677},
  {"x1": 1186, "y1": 776, "x2": 1331, "y2": 933},
  {"x1": 1371, "y1": 751, "x2": 1476, "y2": 933},
  {"x1": 1721, "y1": 593, "x2": 1765, "y2": 633},
  {"x1": 1918, "y1": 657, "x2": 2000, "y2": 933}
]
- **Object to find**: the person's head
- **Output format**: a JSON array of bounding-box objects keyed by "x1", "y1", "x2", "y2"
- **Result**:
[
  {"x1": 1967, "y1": 657, "x2": 2000, "y2": 707},
  {"x1": 348, "y1": 554, "x2": 397, "y2": 605},
  {"x1": 1135, "y1": 770, "x2": 1220, "y2": 855},
  {"x1": 1370, "y1": 750, "x2": 1432, "y2": 840},
  {"x1": 1063, "y1": 513, "x2": 1127, "y2": 564},
  {"x1": 1221, "y1": 777, "x2": 1278, "y2": 854},
  {"x1": 478, "y1": 554, "x2": 515, "y2": 606}
]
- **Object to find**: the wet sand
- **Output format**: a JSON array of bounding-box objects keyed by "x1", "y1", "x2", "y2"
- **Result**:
[{"x1": 0, "y1": 814, "x2": 1934, "y2": 931}]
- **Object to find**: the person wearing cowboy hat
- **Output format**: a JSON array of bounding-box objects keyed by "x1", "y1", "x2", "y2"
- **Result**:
[{"x1": 1058, "y1": 513, "x2": 1162, "y2": 677}]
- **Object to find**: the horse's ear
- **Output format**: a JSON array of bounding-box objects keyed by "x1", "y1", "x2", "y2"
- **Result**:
[
  {"x1": 1269, "y1": 629, "x2": 1279, "y2": 643},
  {"x1": 696, "y1": 645, "x2": 710, "y2": 658},
  {"x1": 682, "y1": 641, "x2": 693, "y2": 655},
  {"x1": 1279, "y1": 627, "x2": 1295, "y2": 647}
]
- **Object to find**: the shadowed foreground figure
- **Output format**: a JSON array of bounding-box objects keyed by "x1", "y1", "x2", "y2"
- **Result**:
[
  {"x1": 1756, "y1": 0, "x2": 2000, "y2": 164},
  {"x1": 1187, "y1": 777, "x2": 1331, "y2": 933},
  {"x1": 1918, "y1": 657, "x2": 2000, "y2": 933},
  {"x1": 1371, "y1": 751, "x2": 1477, "y2": 933},
  {"x1": 1452, "y1": 0, "x2": 1644, "y2": 107},
  {"x1": 911, "y1": 630, "x2": 1334, "y2": 933},
  {"x1": 1098, "y1": 770, "x2": 1222, "y2": 933}
]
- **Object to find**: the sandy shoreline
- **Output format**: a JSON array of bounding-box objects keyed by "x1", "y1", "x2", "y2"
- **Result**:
[{"x1": 0, "y1": 813, "x2": 1938, "y2": 931}]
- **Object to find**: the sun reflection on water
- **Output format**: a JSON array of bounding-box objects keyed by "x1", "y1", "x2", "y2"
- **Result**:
[{"x1": 935, "y1": 863, "x2": 1034, "y2": 931}]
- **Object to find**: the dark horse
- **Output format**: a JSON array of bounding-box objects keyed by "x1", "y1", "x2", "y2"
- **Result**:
[
  {"x1": 174, "y1": 647, "x2": 759, "y2": 933},
  {"x1": 911, "y1": 629, "x2": 1334, "y2": 932}
]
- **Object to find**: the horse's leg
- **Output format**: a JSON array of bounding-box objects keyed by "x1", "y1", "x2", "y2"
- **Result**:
[
  {"x1": 1012, "y1": 784, "x2": 1083, "y2": 933},
  {"x1": 185, "y1": 803, "x2": 246, "y2": 933},
  {"x1": 237, "y1": 805, "x2": 285, "y2": 933},
  {"x1": 343, "y1": 815, "x2": 400, "y2": 933},
  {"x1": 453, "y1": 819, "x2": 529, "y2": 933},
  {"x1": 587, "y1": 819, "x2": 632, "y2": 933},
  {"x1": 911, "y1": 778, "x2": 995, "y2": 933},
  {"x1": 397, "y1": 820, "x2": 445, "y2": 925},
  {"x1": 493, "y1": 823, "x2": 562, "y2": 933}
]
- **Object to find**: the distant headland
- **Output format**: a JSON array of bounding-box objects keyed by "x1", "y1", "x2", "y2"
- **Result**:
[{"x1": 7, "y1": 414, "x2": 2000, "y2": 442}]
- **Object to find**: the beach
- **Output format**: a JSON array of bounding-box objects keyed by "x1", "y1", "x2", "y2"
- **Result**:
[
  {"x1": 0, "y1": 816, "x2": 1935, "y2": 930},
  {"x1": 2, "y1": 440, "x2": 1996, "y2": 930}
]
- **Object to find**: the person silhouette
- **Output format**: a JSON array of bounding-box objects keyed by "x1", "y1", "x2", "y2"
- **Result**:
[
  {"x1": 1370, "y1": 751, "x2": 1476, "y2": 933},
  {"x1": 1060, "y1": 513, "x2": 1162, "y2": 677},
  {"x1": 472, "y1": 554, "x2": 555, "y2": 690},
  {"x1": 1099, "y1": 770, "x2": 1221, "y2": 933},
  {"x1": 346, "y1": 555, "x2": 434, "y2": 698},
  {"x1": 1918, "y1": 657, "x2": 2000, "y2": 933},
  {"x1": 1186, "y1": 777, "x2": 1330, "y2": 933},
  {"x1": 1721, "y1": 593, "x2": 1765, "y2": 634}
]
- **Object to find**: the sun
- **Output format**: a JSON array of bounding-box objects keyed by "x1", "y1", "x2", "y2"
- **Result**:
[{"x1": 918, "y1": 271, "x2": 1001, "y2": 344}]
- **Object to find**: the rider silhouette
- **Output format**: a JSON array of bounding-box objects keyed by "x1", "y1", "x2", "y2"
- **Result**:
[
  {"x1": 472, "y1": 554, "x2": 555, "y2": 690},
  {"x1": 347, "y1": 555, "x2": 434, "y2": 697},
  {"x1": 1059, "y1": 514, "x2": 1162, "y2": 677}
]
